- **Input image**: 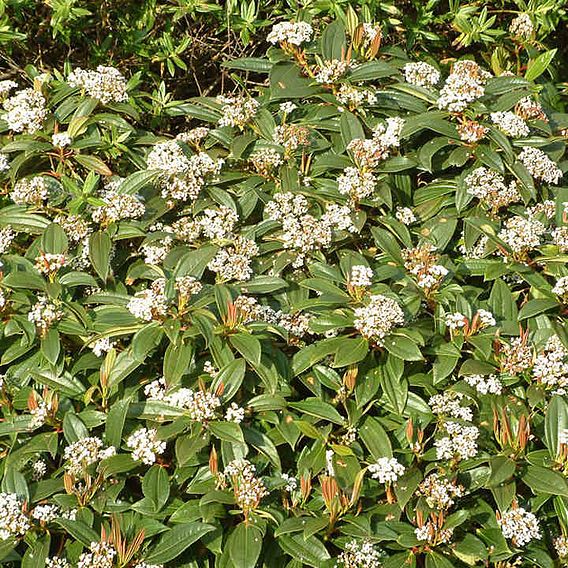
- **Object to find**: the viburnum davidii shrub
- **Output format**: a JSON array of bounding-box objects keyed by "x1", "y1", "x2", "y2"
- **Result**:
[{"x1": 2, "y1": 14, "x2": 568, "y2": 568}]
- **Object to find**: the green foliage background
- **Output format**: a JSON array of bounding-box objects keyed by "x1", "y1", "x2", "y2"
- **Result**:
[{"x1": 0, "y1": 1, "x2": 568, "y2": 567}]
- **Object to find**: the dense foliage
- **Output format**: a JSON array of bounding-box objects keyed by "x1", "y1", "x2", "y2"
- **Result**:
[{"x1": 2, "y1": 3, "x2": 568, "y2": 568}]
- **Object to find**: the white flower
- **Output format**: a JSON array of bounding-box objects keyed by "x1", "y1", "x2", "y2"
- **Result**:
[
  {"x1": 498, "y1": 507, "x2": 541, "y2": 547},
  {"x1": 325, "y1": 449, "x2": 335, "y2": 477},
  {"x1": 77, "y1": 542, "x2": 116, "y2": 568},
  {"x1": 445, "y1": 312, "x2": 467, "y2": 331},
  {"x1": 90, "y1": 338, "x2": 116, "y2": 357},
  {"x1": 553, "y1": 276, "x2": 568, "y2": 297},
  {"x1": 314, "y1": 60, "x2": 350, "y2": 84},
  {"x1": 92, "y1": 188, "x2": 145, "y2": 223},
  {"x1": 490, "y1": 111, "x2": 529, "y2": 138},
  {"x1": 0, "y1": 492, "x2": 31, "y2": 540},
  {"x1": 510, "y1": 13, "x2": 534, "y2": 39},
  {"x1": 403, "y1": 62, "x2": 440, "y2": 87},
  {"x1": 68, "y1": 66, "x2": 128, "y2": 104},
  {"x1": 126, "y1": 428, "x2": 166, "y2": 465},
  {"x1": 279, "y1": 102, "x2": 297, "y2": 114},
  {"x1": 349, "y1": 265, "x2": 373, "y2": 287},
  {"x1": 435, "y1": 421, "x2": 479, "y2": 461},
  {"x1": 353, "y1": 294, "x2": 404, "y2": 345},
  {"x1": 267, "y1": 21, "x2": 313, "y2": 46},
  {"x1": 532, "y1": 336, "x2": 568, "y2": 388},
  {"x1": 464, "y1": 167, "x2": 520, "y2": 211},
  {"x1": 52, "y1": 132, "x2": 72, "y2": 148},
  {"x1": 554, "y1": 535, "x2": 568, "y2": 558},
  {"x1": 28, "y1": 295, "x2": 63, "y2": 334},
  {"x1": 281, "y1": 473, "x2": 298, "y2": 492},
  {"x1": 217, "y1": 95, "x2": 259, "y2": 128},
  {"x1": 225, "y1": 402, "x2": 245, "y2": 424},
  {"x1": 127, "y1": 282, "x2": 168, "y2": 321},
  {"x1": 368, "y1": 457, "x2": 405, "y2": 483},
  {"x1": 395, "y1": 206, "x2": 416, "y2": 225},
  {"x1": 3, "y1": 88, "x2": 47, "y2": 133},
  {"x1": 518, "y1": 147, "x2": 562, "y2": 184},
  {"x1": 10, "y1": 176, "x2": 48, "y2": 205},
  {"x1": 429, "y1": 391, "x2": 473, "y2": 421},
  {"x1": 0, "y1": 154, "x2": 10, "y2": 173},
  {"x1": 165, "y1": 388, "x2": 220, "y2": 420},
  {"x1": 417, "y1": 473, "x2": 464, "y2": 510},
  {"x1": 337, "y1": 167, "x2": 376, "y2": 200},
  {"x1": 498, "y1": 215, "x2": 546, "y2": 254},
  {"x1": 437, "y1": 60, "x2": 491, "y2": 112},
  {"x1": 336, "y1": 84, "x2": 377, "y2": 108},
  {"x1": 46, "y1": 557, "x2": 72, "y2": 568},
  {"x1": 31, "y1": 504, "x2": 60, "y2": 523},
  {"x1": 64, "y1": 437, "x2": 116, "y2": 476},
  {"x1": 336, "y1": 539, "x2": 383, "y2": 568},
  {"x1": 464, "y1": 374, "x2": 503, "y2": 395},
  {"x1": 476, "y1": 308, "x2": 496, "y2": 328}
]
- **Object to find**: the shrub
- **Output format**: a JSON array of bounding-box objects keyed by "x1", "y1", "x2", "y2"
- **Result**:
[{"x1": 0, "y1": 8, "x2": 568, "y2": 568}]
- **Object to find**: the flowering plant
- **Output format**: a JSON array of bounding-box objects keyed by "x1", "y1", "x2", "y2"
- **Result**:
[{"x1": 0, "y1": 10, "x2": 568, "y2": 568}]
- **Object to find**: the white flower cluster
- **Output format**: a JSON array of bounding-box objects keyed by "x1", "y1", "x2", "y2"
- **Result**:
[
  {"x1": 176, "y1": 127, "x2": 209, "y2": 145},
  {"x1": 516, "y1": 96, "x2": 547, "y2": 121},
  {"x1": 498, "y1": 215, "x2": 546, "y2": 254},
  {"x1": 353, "y1": 294, "x2": 404, "y2": 345},
  {"x1": 161, "y1": 387, "x2": 220, "y2": 421},
  {"x1": 368, "y1": 457, "x2": 405, "y2": 483},
  {"x1": 509, "y1": 13, "x2": 534, "y2": 39},
  {"x1": 77, "y1": 541, "x2": 116, "y2": 568},
  {"x1": 457, "y1": 119, "x2": 487, "y2": 143},
  {"x1": 0, "y1": 80, "x2": 17, "y2": 96},
  {"x1": 403, "y1": 244, "x2": 448, "y2": 292},
  {"x1": 141, "y1": 237, "x2": 172, "y2": 265},
  {"x1": 265, "y1": 192, "x2": 355, "y2": 267},
  {"x1": 490, "y1": 111, "x2": 529, "y2": 138},
  {"x1": 464, "y1": 374, "x2": 503, "y2": 395},
  {"x1": 224, "y1": 458, "x2": 269, "y2": 511},
  {"x1": 0, "y1": 153, "x2": 9, "y2": 173},
  {"x1": 134, "y1": 563, "x2": 164, "y2": 568},
  {"x1": 198, "y1": 206, "x2": 238, "y2": 240},
  {"x1": 2, "y1": 88, "x2": 47, "y2": 133},
  {"x1": 217, "y1": 95, "x2": 259, "y2": 128},
  {"x1": 11, "y1": 176, "x2": 48, "y2": 205},
  {"x1": 0, "y1": 226, "x2": 15, "y2": 253},
  {"x1": 147, "y1": 140, "x2": 224, "y2": 202},
  {"x1": 175, "y1": 275, "x2": 203, "y2": 297},
  {"x1": 64, "y1": 436, "x2": 116, "y2": 476},
  {"x1": 445, "y1": 312, "x2": 467, "y2": 331},
  {"x1": 91, "y1": 186, "x2": 145, "y2": 224},
  {"x1": 281, "y1": 472, "x2": 297, "y2": 492},
  {"x1": 31, "y1": 503, "x2": 62, "y2": 523},
  {"x1": 336, "y1": 84, "x2": 377, "y2": 108},
  {"x1": 52, "y1": 132, "x2": 72, "y2": 148},
  {"x1": 273, "y1": 124, "x2": 311, "y2": 153},
  {"x1": 207, "y1": 236, "x2": 259, "y2": 281},
  {"x1": 437, "y1": 60, "x2": 491, "y2": 112},
  {"x1": 554, "y1": 535, "x2": 568, "y2": 559},
  {"x1": 434, "y1": 421, "x2": 479, "y2": 461},
  {"x1": 250, "y1": 148, "x2": 283, "y2": 176},
  {"x1": 126, "y1": 428, "x2": 166, "y2": 465},
  {"x1": 90, "y1": 337, "x2": 116, "y2": 357},
  {"x1": 337, "y1": 167, "x2": 376, "y2": 201},
  {"x1": 414, "y1": 522, "x2": 454, "y2": 545},
  {"x1": 429, "y1": 391, "x2": 473, "y2": 421},
  {"x1": 68, "y1": 66, "x2": 128, "y2": 104},
  {"x1": 267, "y1": 21, "x2": 313, "y2": 46},
  {"x1": 0, "y1": 492, "x2": 31, "y2": 540},
  {"x1": 497, "y1": 507, "x2": 541, "y2": 547},
  {"x1": 417, "y1": 473, "x2": 464, "y2": 510},
  {"x1": 501, "y1": 337, "x2": 533, "y2": 375},
  {"x1": 464, "y1": 167, "x2": 520, "y2": 212},
  {"x1": 225, "y1": 402, "x2": 245, "y2": 424},
  {"x1": 127, "y1": 279, "x2": 168, "y2": 321},
  {"x1": 315, "y1": 59, "x2": 351, "y2": 84},
  {"x1": 553, "y1": 227, "x2": 568, "y2": 252},
  {"x1": 349, "y1": 265, "x2": 373, "y2": 287},
  {"x1": 403, "y1": 61, "x2": 440, "y2": 87},
  {"x1": 518, "y1": 147, "x2": 562, "y2": 184},
  {"x1": 46, "y1": 557, "x2": 71, "y2": 568},
  {"x1": 35, "y1": 252, "x2": 66, "y2": 275},
  {"x1": 553, "y1": 276, "x2": 568, "y2": 297},
  {"x1": 336, "y1": 539, "x2": 383, "y2": 568},
  {"x1": 532, "y1": 336, "x2": 568, "y2": 389},
  {"x1": 395, "y1": 206, "x2": 416, "y2": 225},
  {"x1": 28, "y1": 295, "x2": 63, "y2": 334}
]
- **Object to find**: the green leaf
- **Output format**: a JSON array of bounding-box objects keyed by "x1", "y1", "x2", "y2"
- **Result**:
[
  {"x1": 383, "y1": 334, "x2": 423, "y2": 361},
  {"x1": 278, "y1": 534, "x2": 331, "y2": 567},
  {"x1": 89, "y1": 231, "x2": 112, "y2": 281},
  {"x1": 289, "y1": 398, "x2": 344, "y2": 425},
  {"x1": 229, "y1": 333, "x2": 261, "y2": 367},
  {"x1": 332, "y1": 337, "x2": 369, "y2": 367},
  {"x1": 74, "y1": 154, "x2": 113, "y2": 176},
  {"x1": 55, "y1": 519, "x2": 100, "y2": 547},
  {"x1": 227, "y1": 523, "x2": 263, "y2": 568},
  {"x1": 144, "y1": 522, "x2": 216, "y2": 564},
  {"x1": 142, "y1": 465, "x2": 170, "y2": 511},
  {"x1": 41, "y1": 329, "x2": 60, "y2": 365},
  {"x1": 545, "y1": 396, "x2": 568, "y2": 458},
  {"x1": 525, "y1": 49, "x2": 557, "y2": 81},
  {"x1": 41, "y1": 223, "x2": 68, "y2": 254},
  {"x1": 208, "y1": 421, "x2": 245, "y2": 444},
  {"x1": 518, "y1": 298, "x2": 558, "y2": 320},
  {"x1": 321, "y1": 21, "x2": 346, "y2": 61},
  {"x1": 523, "y1": 465, "x2": 568, "y2": 497}
]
